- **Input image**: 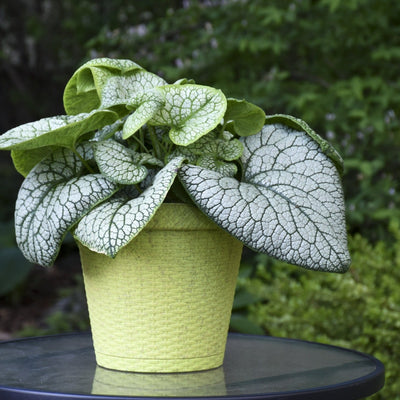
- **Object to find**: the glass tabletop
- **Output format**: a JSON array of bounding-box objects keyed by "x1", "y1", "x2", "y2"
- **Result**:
[{"x1": 0, "y1": 333, "x2": 384, "y2": 399}]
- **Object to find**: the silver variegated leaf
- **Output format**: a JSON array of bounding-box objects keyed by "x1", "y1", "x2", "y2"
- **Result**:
[
  {"x1": 94, "y1": 140, "x2": 148, "y2": 185},
  {"x1": 217, "y1": 138, "x2": 244, "y2": 161},
  {"x1": 92, "y1": 120, "x2": 124, "y2": 142},
  {"x1": 168, "y1": 147, "x2": 197, "y2": 164},
  {"x1": 179, "y1": 124, "x2": 351, "y2": 272},
  {"x1": 15, "y1": 146, "x2": 119, "y2": 267},
  {"x1": 64, "y1": 58, "x2": 144, "y2": 114},
  {"x1": 184, "y1": 131, "x2": 243, "y2": 161},
  {"x1": 74, "y1": 156, "x2": 185, "y2": 257},
  {"x1": 172, "y1": 132, "x2": 242, "y2": 176},
  {"x1": 132, "y1": 152, "x2": 164, "y2": 168},
  {"x1": 197, "y1": 155, "x2": 237, "y2": 177},
  {"x1": 0, "y1": 110, "x2": 118, "y2": 151},
  {"x1": 77, "y1": 58, "x2": 143, "y2": 74},
  {"x1": 101, "y1": 70, "x2": 167, "y2": 110},
  {"x1": 149, "y1": 84, "x2": 227, "y2": 146},
  {"x1": 264, "y1": 114, "x2": 344, "y2": 175},
  {"x1": 122, "y1": 90, "x2": 166, "y2": 139}
]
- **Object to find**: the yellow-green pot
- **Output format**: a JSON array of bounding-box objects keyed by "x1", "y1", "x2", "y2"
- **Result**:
[{"x1": 78, "y1": 203, "x2": 243, "y2": 373}]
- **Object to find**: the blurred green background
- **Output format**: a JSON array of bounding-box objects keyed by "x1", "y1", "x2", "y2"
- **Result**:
[{"x1": 0, "y1": 1, "x2": 399, "y2": 398}]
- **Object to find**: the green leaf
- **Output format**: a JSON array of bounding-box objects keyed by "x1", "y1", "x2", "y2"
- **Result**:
[
  {"x1": 224, "y1": 98, "x2": 266, "y2": 137},
  {"x1": 94, "y1": 140, "x2": 148, "y2": 185},
  {"x1": 172, "y1": 132, "x2": 242, "y2": 176},
  {"x1": 217, "y1": 134, "x2": 244, "y2": 161},
  {"x1": 63, "y1": 58, "x2": 144, "y2": 114},
  {"x1": 0, "y1": 110, "x2": 118, "y2": 151},
  {"x1": 170, "y1": 132, "x2": 242, "y2": 176},
  {"x1": 15, "y1": 146, "x2": 119, "y2": 267},
  {"x1": 264, "y1": 114, "x2": 344, "y2": 175},
  {"x1": 173, "y1": 78, "x2": 196, "y2": 85},
  {"x1": 132, "y1": 152, "x2": 164, "y2": 168},
  {"x1": 184, "y1": 131, "x2": 243, "y2": 161},
  {"x1": 150, "y1": 84, "x2": 227, "y2": 145},
  {"x1": 11, "y1": 146, "x2": 56, "y2": 177},
  {"x1": 180, "y1": 124, "x2": 351, "y2": 272},
  {"x1": 74, "y1": 157, "x2": 185, "y2": 257},
  {"x1": 197, "y1": 155, "x2": 237, "y2": 177}
]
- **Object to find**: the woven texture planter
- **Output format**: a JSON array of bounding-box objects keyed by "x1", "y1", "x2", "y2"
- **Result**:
[{"x1": 78, "y1": 203, "x2": 243, "y2": 373}]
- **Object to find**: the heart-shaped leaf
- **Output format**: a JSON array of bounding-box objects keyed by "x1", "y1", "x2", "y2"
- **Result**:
[
  {"x1": 179, "y1": 124, "x2": 351, "y2": 272},
  {"x1": 122, "y1": 89, "x2": 166, "y2": 139},
  {"x1": 15, "y1": 146, "x2": 119, "y2": 267},
  {"x1": 94, "y1": 140, "x2": 148, "y2": 185},
  {"x1": 197, "y1": 155, "x2": 237, "y2": 177},
  {"x1": 217, "y1": 136, "x2": 244, "y2": 161},
  {"x1": 74, "y1": 156, "x2": 185, "y2": 257},
  {"x1": 63, "y1": 58, "x2": 144, "y2": 114},
  {"x1": 92, "y1": 120, "x2": 124, "y2": 142},
  {"x1": 101, "y1": 70, "x2": 167, "y2": 111},
  {"x1": 132, "y1": 152, "x2": 164, "y2": 168},
  {"x1": 184, "y1": 131, "x2": 243, "y2": 161},
  {"x1": 172, "y1": 132, "x2": 242, "y2": 176},
  {"x1": 150, "y1": 84, "x2": 227, "y2": 146},
  {"x1": 0, "y1": 110, "x2": 118, "y2": 151},
  {"x1": 224, "y1": 98, "x2": 266, "y2": 137},
  {"x1": 264, "y1": 114, "x2": 344, "y2": 175},
  {"x1": 11, "y1": 146, "x2": 56, "y2": 177}
]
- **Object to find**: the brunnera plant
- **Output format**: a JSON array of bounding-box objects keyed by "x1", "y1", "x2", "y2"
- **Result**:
[{"x1": 0, "y1": 58, "x2": 350, "y2": 272}]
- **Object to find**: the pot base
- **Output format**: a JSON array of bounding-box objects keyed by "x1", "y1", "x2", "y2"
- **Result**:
[{"x1": 96, "y1": 351, "x2": 224, "y2": 373}]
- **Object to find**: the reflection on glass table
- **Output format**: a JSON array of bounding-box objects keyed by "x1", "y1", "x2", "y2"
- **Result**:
[{"x1": 0, "y1": 333, "x2": 384, "y2": 399}]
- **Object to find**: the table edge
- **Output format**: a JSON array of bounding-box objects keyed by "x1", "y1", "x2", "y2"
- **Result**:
[{"x1": 0, "y1": 332, "x2": 385, "y2": 400}]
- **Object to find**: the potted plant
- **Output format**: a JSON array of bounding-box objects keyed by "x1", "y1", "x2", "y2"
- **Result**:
[{"x1": 0, "y1": 58, "x2": 350, "y2": 373}]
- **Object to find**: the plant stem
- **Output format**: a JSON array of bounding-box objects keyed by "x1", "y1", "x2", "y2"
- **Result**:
[
  {"x1": 130, "y1": 130, "x2": 150, "y2": 153},
  {"x1": 220, "y1": 121, "x2": 227, "y2": 137},
  {"x1": 135, "y1": 184, "x2": 143, "y2": 194},
  {"x1": 148, "y1": 125, "x2": 162, "y2": 159}
]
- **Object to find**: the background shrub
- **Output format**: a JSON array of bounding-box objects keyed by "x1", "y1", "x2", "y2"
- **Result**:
[{"x1": 238, "y1": 222, "x2": 400, "y2": 399}]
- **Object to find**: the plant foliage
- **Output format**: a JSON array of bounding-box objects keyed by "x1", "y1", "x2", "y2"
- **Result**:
[{"x1": 0, "y1": 58, "x2": 350, "y2": 273}]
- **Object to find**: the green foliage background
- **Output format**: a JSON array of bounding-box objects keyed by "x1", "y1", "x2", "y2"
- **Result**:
[
  {"x1": 238, "y1": 222, "x2": 400, "y2": 399},
  {"x1": 0, "y1": 0, "x2": 399, "y2": 398}
]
